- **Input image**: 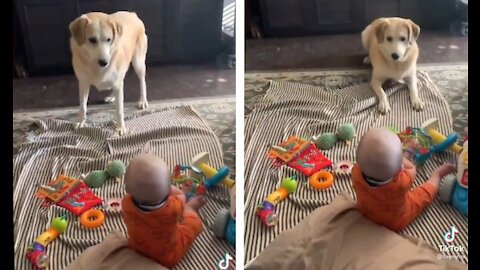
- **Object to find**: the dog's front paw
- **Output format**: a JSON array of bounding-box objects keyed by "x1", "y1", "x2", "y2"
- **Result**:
[
  {"x1": 116, "y1": 124, "x2": 127, "y2": 135},
  {"x1": 378, "y1": 100, "x2": 391, "y2": 114},
  {"x1": 137, "y1": 100, "x2": 149, "y2": 110},
  {"x1": 76, "y1": 119, "x2": 87, "y2": 129},
  {"x1": 410, "y1": 97, "x2": 424, "y2": 111}
]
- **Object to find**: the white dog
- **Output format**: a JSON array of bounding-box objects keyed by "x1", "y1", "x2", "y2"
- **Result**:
[
  {"x1": 362, "y1": 17, "x2": 423, "y2": 114},
  {"x1": 69, "y1": 11, "x2": 149, "y2": 135}
]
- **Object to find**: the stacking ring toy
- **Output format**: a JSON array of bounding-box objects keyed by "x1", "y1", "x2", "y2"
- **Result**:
[
  {"x1": 104, "y1": 198, "x2": 122, "y2": 211},
  {"x1": 333, "y1": 160, "x2": 354, "y2": 174},
  {"x1": 80, "y1": 209, "x2": 105, "y2": 229},
  {"x1": 309, "y1": 171, "x2": 334, "y2": 189}
]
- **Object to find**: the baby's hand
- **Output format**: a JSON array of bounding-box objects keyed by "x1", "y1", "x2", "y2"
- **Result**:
[
  {"x1": 428, "y1": 163, "x2": 456, "y2": 187},
  {"x1": 186, "y1": 196, "x2": 206, "y2": 212},
  {"x1": 433, "y1": 164, "x2": 456, "y2": 178},
  {"x1": 402, "y1": 157, "x2": 417, "y2": 179}
]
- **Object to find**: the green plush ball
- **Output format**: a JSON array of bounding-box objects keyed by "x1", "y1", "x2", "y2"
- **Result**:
[
  {"x1": 315, "y1": 133, "x2": 338, "y2": 150},
  {"x1": 85, "y1": 170, "x2": 109, "y2": 188},
  {"x1": 106, "y1": 160, "x2": 126, "y2": 178},
  {"x1": 337, "y1": 123, "x2": 355, "y2": 141}
]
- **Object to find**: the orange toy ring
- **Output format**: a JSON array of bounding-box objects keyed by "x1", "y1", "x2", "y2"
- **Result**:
[
  {"x1": 309, "y1": 171, "x2": 334, "y2": 190},
  {"x1": 80, "y1": 209, "x2": 105, "y2": 229}
]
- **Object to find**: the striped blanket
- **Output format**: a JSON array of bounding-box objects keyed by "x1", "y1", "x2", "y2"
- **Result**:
[
  {"x1": 244, "y1": 71, "x2": 468, "y2": 264},
  {"x1": 13, "y1": 106, "x2": 235, "y2": 270}
]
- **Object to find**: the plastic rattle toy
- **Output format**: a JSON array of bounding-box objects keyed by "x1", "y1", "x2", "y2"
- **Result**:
[
  {"x1": 422, "y1": 118, "x2": 463, "y2": 154},
  {"x1": 172, "y1": 164, "x2": 207, "y2": 201},
  {"x1": 439, "y1": 139, "x2": 468, "y2": 216},
  {"x1": 256, "y1": 176, "x2": 298, "y2": 227},
  {"x1": 309, "y1": 170, "x2": 334, "y2": 190},
  {"x1": 191, "y1": 152, "x2": 235, "y2": 188},
  {"x1": 333, "y1": 160, "x2": 354, "y2": 174},
  {"x1": 80, "y1": 209, "x2": 105, "y2": 229},
  {"x1": 172, "y1": 153, "x2": 236, "y2": 201},
  {"x1": 397, "y1": 119, "x2": 459, "y2": 166},
  {"x1": 313, "y1": 123, "x2": 356, "y2": 150},
  {"x1": 104, "y1": 198, "x2": 122, "y2": 211},
  {"x1": 84, "y1": 160, "x2": 126, "y2": 188},
  {"x1": 26, "y1": 215, "x2": 68, "y2": 269},
  {"x1": 212, "y1": 184, "x2": 236, "y2": 246}
]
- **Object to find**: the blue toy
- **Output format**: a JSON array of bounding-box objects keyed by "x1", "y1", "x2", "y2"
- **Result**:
[
  {"x1": 439, "y1": 140, "x2": 468, "y2": 216},
  {"x1": 212, "y1": 184, "x2": 236, "y2": 246}
]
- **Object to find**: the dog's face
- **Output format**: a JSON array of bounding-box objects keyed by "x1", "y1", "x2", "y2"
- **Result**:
[
  {"x1": 375, "y1": 19, "x2": 420, "y2": 62},
  {"x1": 69, "y1": 14, "x2": 122, "y2": 68}
]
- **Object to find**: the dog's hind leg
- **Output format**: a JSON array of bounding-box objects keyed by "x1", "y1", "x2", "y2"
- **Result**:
[{"x1": 132, "y1": 34, "x2": 148, "y2": 110}]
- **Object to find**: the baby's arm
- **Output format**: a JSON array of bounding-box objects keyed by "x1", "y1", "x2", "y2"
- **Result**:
[
  {"x1": 402, "y1": 157, "x2": 417, "y2": 184},
  {"x1": 177, "y1": 196, "x2": 205, "y2": 242},
  {"x1": 408, "y1": 163, "x2": 456, "y2": 205}
]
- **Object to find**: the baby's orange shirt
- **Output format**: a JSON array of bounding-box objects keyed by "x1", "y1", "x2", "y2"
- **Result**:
[
  {"x1": 351, "y1": 164, "x2": 437, "y2": 231},
  {"x1": 122, "y1": 194, "x2": 203, "y2": 268}
]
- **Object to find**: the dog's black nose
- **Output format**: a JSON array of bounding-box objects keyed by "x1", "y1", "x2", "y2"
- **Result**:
[
  {"x1": 98, "y1": 59, "x2": 108, "y2": 67},
  {"x1": 391, "y1": 53, "x2": 399, "y2": 60}
]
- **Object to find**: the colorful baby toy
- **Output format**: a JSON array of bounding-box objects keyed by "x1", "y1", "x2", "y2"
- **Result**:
[
  {"x1": 36, "y1": 175, "x2": 102, "y2": 216},
  {"x1": 396, "y1": 118, "x2": 461, "y2": 166},
  {"x1": 172, "y1": 164, "x2": 207, "y2": 200},
  {"x1": 439, "y1": 139, "x2": 468, "y2": 216},
  {"x1": 309, "y1": 170, "x2": 335, "y2": 190},
  {"x1": 256, "y1": 176, "x2": 298, "y2": 227},
  {"x1": 84, "y1": 160, "x2": 126, "y2": 188},
  {"x1": 313, "y1": 123, "x2": 356, "y2": 150},
  {"x1": 172, "y1": 152, "x2": 235, "y2": 201},
  {"x1": 212, "y1": 184, "x2": 236, "y2": 246},
  {"x1": 26, "y1": 215, "x2": 69, "y2": 269},
  {"x1": 268, "y1": 136, "x2": 332, "y2": 176}
]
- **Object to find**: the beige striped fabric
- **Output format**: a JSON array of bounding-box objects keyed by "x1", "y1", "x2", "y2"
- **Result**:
[
  {"x1": 14, "y1": 106, "x2": 235, "y2": 270},
  {"x1": 244, "y1": 71, "x2": 468, "y2": 264}
]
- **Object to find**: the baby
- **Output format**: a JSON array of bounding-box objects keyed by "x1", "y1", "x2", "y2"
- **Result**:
[
  {"x1": 122, "y1": 154, "x2": 205, "y2": 268},
  {"x1": 351, "y1": 128, "x2": 455, "y2": 232}
]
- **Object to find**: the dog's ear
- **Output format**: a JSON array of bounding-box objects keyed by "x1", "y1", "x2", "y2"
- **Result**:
[
  {"x1": 109, "y1": 19, "x2": 123, "y2": 42},
  {"x1": 69, "y1": 15, "x2": 90, "y2": 45},
  {"x1": 375, "y1": 21, "x2": 389, "y2": 43},
  {"x1": 407, "y1": 20, "x2": 420, "y2": 43}
]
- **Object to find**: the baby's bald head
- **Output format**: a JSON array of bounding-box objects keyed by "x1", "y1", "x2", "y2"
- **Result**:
[
  {"x1": 124, "y1": 154, "x2": 171, "y2": 206},
  {"x1": 356, "y1": 128, "x2": 403, "y2": 181}
]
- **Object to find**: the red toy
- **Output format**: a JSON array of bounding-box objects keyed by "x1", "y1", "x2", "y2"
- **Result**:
[
  {"x1": 36, "y1": 175, "x2": 102, "y2": 215},
  {"x1": 268, "y1": 136, "x2": 332, "y2": 176}
]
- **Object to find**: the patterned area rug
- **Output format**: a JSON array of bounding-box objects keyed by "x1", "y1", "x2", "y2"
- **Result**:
[
  {"x1": 246, "y1": 64, "x2": 468, "y2": 138},
  {"x1": 13, "y1": 96, "x2": 236, "y2": 176},
  {"x1": 13, "y1": 105, "x2": 235, "y2": 270},
  {"x1": 244, "y1": 64, "x2": 468, "y2": 265}
]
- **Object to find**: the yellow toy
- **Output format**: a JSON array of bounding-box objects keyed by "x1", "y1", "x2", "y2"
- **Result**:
[
  {"x1": 191, "y1": 152, "x2": 235, "y2": 188},
  {"x1": 422, "y1": 118, "x2": 463, "y2": 154}
]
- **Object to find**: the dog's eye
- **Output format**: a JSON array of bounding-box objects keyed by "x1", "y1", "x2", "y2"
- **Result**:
[
  {"x1": 107, "y1": 38, "x2": 111, "y2": 42},
  {"x1": 400, "y1": 37, "x2": 406, "y2": 42},
  {"x1": 386, "y1": 36, "x2": 393, "y2": 42},
  {"x1": 89, "y1": 38, "x2": 97, "y2": 44}
]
